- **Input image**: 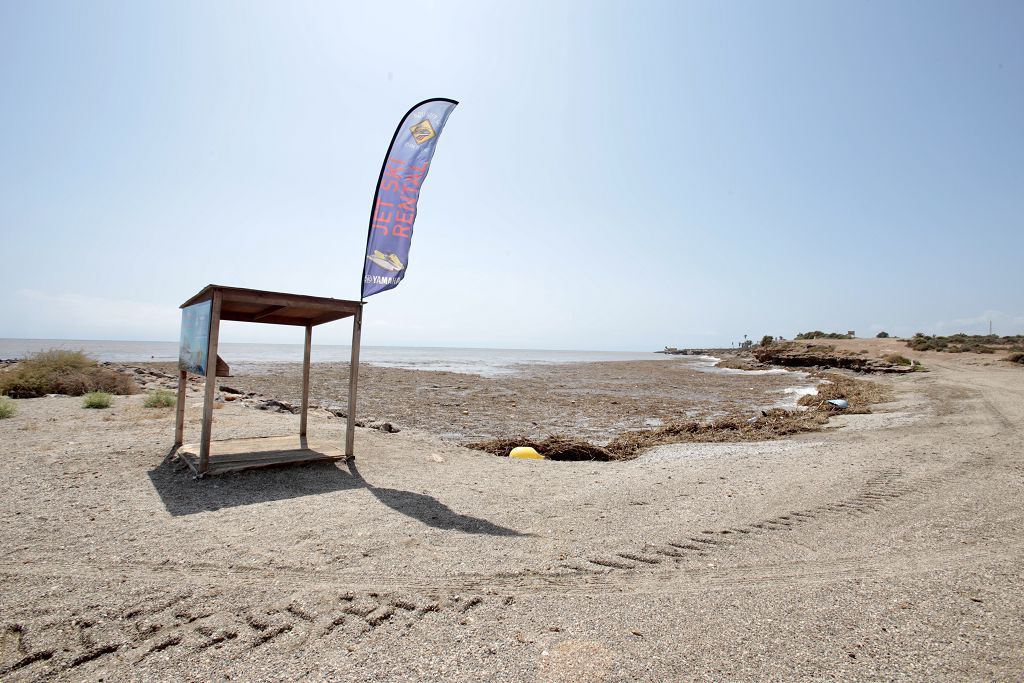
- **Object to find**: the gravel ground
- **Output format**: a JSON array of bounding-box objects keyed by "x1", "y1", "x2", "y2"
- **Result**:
[{"x1": 0, "y1": 342, "x2": 1022, "y2": 681}]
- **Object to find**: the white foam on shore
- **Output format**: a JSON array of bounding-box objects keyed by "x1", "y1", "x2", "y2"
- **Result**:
[{"x1": 773, "y1": 384, "x2": 819, "y2": 409}]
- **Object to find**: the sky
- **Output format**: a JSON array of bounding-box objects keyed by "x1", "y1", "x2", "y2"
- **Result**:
[{"x1": 1, "y1": 0, "x2": 1021, "y2": 351}]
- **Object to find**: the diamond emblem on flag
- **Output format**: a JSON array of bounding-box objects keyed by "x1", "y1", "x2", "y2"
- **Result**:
[{"x1": 410, "y1": 119, "x2": 436, "y2": 144}]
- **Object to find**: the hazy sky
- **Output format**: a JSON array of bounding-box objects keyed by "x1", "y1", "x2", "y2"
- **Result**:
[{"x1": 2, "y1": 1, "x2": 1021, "y2": 350}]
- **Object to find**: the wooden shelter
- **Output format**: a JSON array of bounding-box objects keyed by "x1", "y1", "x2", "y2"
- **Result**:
[{"x1": 173, "y1": 285, "x2": 363, "y2": 476}]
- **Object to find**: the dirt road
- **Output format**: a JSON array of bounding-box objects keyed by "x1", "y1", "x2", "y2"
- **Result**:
[{"x1": 0, "y1": 349, "x2": 1021, "y2": 681}]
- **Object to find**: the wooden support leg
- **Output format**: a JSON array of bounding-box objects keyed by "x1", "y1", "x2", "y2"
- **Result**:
[
  {"x1": 300, "y1": 324, "x2": 312, "y2": 438},
  {"x1": 198, "y1": 291, "x2": 222, "y2": 475},
  {"x1": 345, "y1": 306, "x2": 362, "y2": 457},
  {"x1": 174, "y1": 369, "x2": 187, "y2": 447}
]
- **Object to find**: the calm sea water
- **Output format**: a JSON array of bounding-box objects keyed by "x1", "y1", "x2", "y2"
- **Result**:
[{"x1": 0, "y1": 338, "x2": 678, "y2": 377}]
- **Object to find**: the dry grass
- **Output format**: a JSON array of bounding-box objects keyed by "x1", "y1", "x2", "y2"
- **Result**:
[
  {"x1": 883, "y1": 353, "x2": 912, "y2": 366},
  {"x1": 0, "y1": 350, "x2": 137, "y2": 398}
]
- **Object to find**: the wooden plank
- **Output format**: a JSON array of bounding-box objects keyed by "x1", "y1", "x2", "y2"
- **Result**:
[
  {"x1": 308, "y1": 310, "x2": 351, "y2": 326},
  {"x1": 219, "y1": 313, "x2": 315, "y2": 326},
  {"x1": 190, "y1": 451, "x2": 344, "y2": 466},
  {"x1": 206, "y1": 456, "x2": 347, "y2": 476},
  {"x1": 181, "y1": 286, "x2": 361, "y2": 316},
  {"x1": 300, "y1": 324, "x2": 312, "y2": 437},
  {"x1": 346, "y1": 305, "x2": 362, "y2": 457},
  {"x1": 174, "y1": 369, "x2": 187, "y2": 446},
  {"x1": 252, "y1": 304, "x2": 288, "y2": 321},
  {"x1": 198, "y1": 290, "x2": 223, "y2": 474},
  {"x1": 181, "y1": 435, "x2": 344, "y2": 455},
  {"x1": 177, "y1": 436, "x2": 349, "y2": 475}
]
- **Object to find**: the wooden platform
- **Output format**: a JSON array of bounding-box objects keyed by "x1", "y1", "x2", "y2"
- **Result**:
[{"x1": 176, "y1": 435, "x2": 351, "y2": 476}]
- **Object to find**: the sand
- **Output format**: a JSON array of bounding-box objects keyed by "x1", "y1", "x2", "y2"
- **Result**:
[{"x1": 0, "y1": 340, "x2": 1022, "y2": 681}]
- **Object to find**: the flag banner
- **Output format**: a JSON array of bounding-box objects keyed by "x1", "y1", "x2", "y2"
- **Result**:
[{"x1": 361, "y1": 98, "x2": 458, "y2": 298}]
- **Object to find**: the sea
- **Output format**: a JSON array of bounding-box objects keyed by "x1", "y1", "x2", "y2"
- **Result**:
[{"x1": 0, "y1": 338, "x2": 685, "y2": 378}]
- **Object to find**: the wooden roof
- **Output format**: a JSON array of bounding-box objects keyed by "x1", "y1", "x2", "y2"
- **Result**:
[{"x1": 180, "y1": 285, "x2": 362, "y2": 327}]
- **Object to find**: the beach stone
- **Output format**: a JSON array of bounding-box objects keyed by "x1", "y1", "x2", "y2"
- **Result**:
[{"x1": 262, "y1": 399, "x2": 297, "y2": 413}]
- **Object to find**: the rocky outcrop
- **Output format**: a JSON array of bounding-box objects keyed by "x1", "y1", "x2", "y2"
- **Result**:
[{"x1": 753, "y1": 344, "x2": 916, "y2": 373}]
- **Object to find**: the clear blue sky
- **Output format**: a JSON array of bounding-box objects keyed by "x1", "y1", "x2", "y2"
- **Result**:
[{"x1": 2, "y1": 1, "x2": 1021, "y2": 350}]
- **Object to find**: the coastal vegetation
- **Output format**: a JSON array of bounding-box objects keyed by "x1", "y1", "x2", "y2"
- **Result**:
[
  {"x1": 876, "y1": 331, "x2": 890, "y2": 338},
  {"x1": 906, "y1": 333, "x2": 1024, "y2": 354},
  {"x1": 144, "y1": 389, "x2": 177, "y2": 408},
  {"x1": 0, "y1": 396, "x2": 15, "y2": 419},
  {"x1": 795, "y1": 331, "x2": 853, "y2": 340},
  {"x1": 0, "y1": 350, "x2": 137, "y2": 398},
  {"x1": 82, "y1": 391, "x2": 113, "y2": 409}
]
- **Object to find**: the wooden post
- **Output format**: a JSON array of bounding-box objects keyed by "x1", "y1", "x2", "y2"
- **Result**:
[
  {"x1": 198, "y1": 290, "x2": 223, "y2": 475},
  {"x1": 300, "y1": 323, "x2": 312, "y2": 438},
  {"x1": 173, "y1": 369, "x2": 187, "y2": 447},
  {"x1": 345, "y1": 305, "x2": 362, "y2": 457}
]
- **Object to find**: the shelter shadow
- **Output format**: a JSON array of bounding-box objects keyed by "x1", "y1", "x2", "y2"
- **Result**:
[{"x1": 147, "y1": 458, "x2": 527, "y2": 537}]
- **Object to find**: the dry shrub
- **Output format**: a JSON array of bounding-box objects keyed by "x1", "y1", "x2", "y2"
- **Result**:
[
  {"x1": 0, "y1": 350, "x2": 137, "y2": 398},
  {"x1": 883, "y1": 353, "x2": 912, "y2": 366},
  {"x1": 1006, "y1": 352, "x2": 1024, "y2": 365},
  {"x1": 0, "y1": 396, "x2": 15, "y2": 419}
]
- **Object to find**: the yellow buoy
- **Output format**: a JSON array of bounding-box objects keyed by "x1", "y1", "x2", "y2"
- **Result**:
[{"x1": 509, "y1": 446, "x2": 545, "y2": 460}]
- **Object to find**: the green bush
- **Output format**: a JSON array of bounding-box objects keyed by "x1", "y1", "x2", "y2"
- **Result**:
[
  {"x1": 760, "y1": 335, "x2": 774, "y2": 347},
  {"x1": 82, "y1": 391, "x2": 112, "y2": 409},
  {"x1": 0, "y1": 350, "x2": 136, "y2": 398},
  {"x1": 0, "y1": 396, "x2": 15, "y2": 419},
  {"x1": 144, "y1": 389, "x2": 177, "y2": 408},
  {"x1": 795, "y1": 331, "x2": 852, "y2": 340},
  {"x1": 906, "y1": 333, "x2": 1022, "y2": 354},
  {"x1": 876, "y1": 331, "x2": 890, "y2": 338}
]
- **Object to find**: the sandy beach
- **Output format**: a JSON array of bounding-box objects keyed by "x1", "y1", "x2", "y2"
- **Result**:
[{"x1": 1, "y1": 339, "x2": 1022, "y2": 681}]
